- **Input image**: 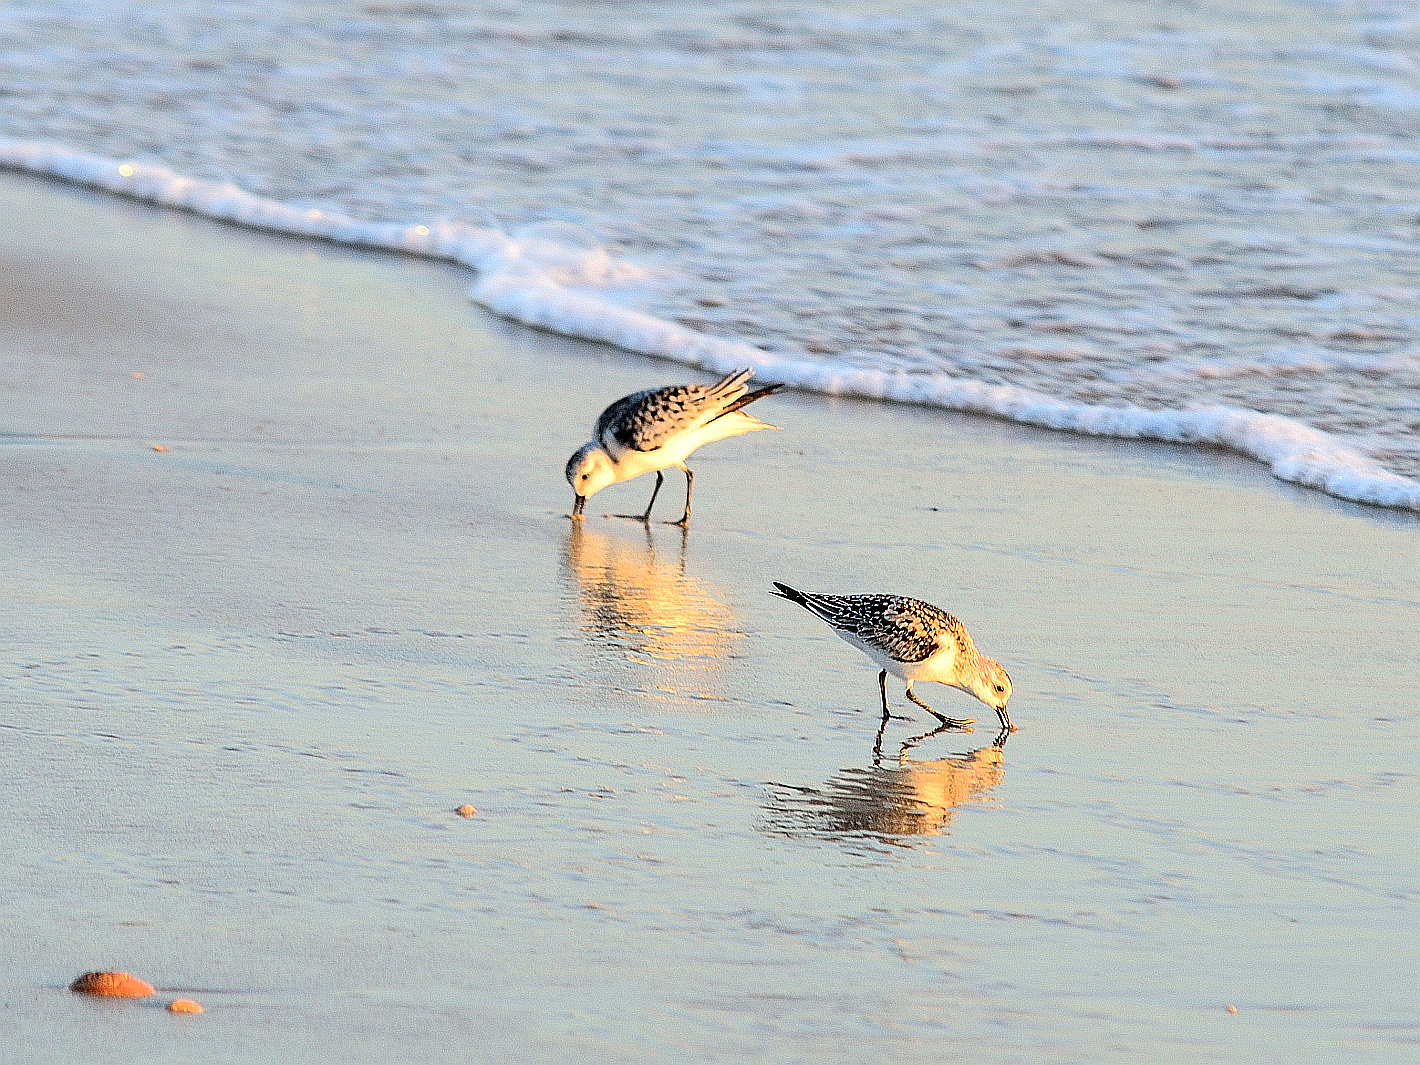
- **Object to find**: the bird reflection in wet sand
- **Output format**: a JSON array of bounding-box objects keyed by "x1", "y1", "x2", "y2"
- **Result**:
[
  {"x1": 763, "y1": 725, "x2": 1009, "y2": 846},
  {"x1": 562, "y1": 521, "x2": 740, "y2": 671}
]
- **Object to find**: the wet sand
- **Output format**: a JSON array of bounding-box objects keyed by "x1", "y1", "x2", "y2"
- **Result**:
[{"x1": 2, "y1": 171, "x2": 1417, "y2": 1063}]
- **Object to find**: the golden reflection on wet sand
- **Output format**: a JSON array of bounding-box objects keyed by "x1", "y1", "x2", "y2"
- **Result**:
[
  {"x1": 764, "y1": 728, "x2": 1007, "y2": 845},
  {"x1": 562, "y1": 522, "x2": 741, "y2": 671}
]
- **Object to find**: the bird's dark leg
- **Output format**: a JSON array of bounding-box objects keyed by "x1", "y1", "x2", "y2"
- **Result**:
[
  {"x1": 666, "y1": 465, "x2": 693, "y2": 526},
  {"x1": 642, "y1": 470, "x2": 664, "y2": 522},
  {"x1": 905, "y1": 683, "x2": 973, "y2": 729},
  {"x1": 615, "y1": 470, "x2": 662, "y2": 522},
  {"x1": 879, "y1": 670, "x2": 909, "y2": 721}
]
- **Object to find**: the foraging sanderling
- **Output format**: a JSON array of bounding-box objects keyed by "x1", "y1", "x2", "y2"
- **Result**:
[
  {"x1": 772, "y1": 582, "x2": 1014, "y2": 732},
  {"x1": 566, "y1": 368, "x2": 782, "y2": 525}
]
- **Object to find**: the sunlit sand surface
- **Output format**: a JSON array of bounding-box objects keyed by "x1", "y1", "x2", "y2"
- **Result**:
[{"x1": 3, "y1": 173, "x2": 1416, "y2": 1064}]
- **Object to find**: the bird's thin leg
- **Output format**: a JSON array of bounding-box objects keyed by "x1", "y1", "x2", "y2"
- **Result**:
[
  {"x1": 905, "y1": 683, "x2": 973, "y2": 729},
  {"x1": 879, "y1": 670, "x2": 909, "y2": 721},
  {"x1": 665, "y1": 465, "x2": 693, "y2": 526},
  {"x1": 642, "y1": 470, "x2": 665, "y2": 522},
  {"x1": 995, "y1": 704, "x2": 1016, "y2": 733},
  {"x1": 615, "y1": 470, "x2": 662, "y2": 522}
]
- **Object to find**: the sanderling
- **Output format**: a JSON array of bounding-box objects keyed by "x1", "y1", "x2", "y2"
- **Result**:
[
  {"x1": 771, "y1": 582, "x2": 1014, "y2": 732},
  {"x1": 566, "y1": 368, "x2": 782, "y2": 525}
]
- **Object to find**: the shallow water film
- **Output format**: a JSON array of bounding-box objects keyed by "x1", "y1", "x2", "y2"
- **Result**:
[{"x1": 2, "y1": 181, "x2": 1417, "y2": 1061}]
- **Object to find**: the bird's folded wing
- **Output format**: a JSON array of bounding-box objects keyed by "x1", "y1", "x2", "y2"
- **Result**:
[
  {"x1": 597, "y1": 373, "x2": 752, "y2": 453},
  {"x1": 804, "y1": 593, "x2": 947, "y2": 664},
  {"x1": 860, "y1": 600, "x2": 948, "y2": 663}
]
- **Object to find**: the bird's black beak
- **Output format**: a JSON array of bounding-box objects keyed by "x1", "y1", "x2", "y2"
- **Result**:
[{"x1": 572, "y1": 495, "x2": 586, "y2": 519}]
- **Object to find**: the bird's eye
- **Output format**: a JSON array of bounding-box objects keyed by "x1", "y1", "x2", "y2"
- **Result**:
[{"x1": 995, "y1": 684, "x2": 1005, "y2": 693}]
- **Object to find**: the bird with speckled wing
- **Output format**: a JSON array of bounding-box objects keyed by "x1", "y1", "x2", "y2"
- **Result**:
[
  {"x1": 772, "y1": 583, "x2": 1015, "y2": 736},
  {"x1": 566, "y1": 368, "x2": 782, "y2": 526}
]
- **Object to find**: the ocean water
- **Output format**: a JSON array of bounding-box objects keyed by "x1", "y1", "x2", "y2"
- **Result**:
[{"x1": 2, "y1": 0, "x2": 1419, "y2": 509}]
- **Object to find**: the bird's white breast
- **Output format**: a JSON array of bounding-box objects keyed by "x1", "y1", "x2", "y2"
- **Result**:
[
  {"x1": 609, "y1": 412, "x2": 766, "y2": 482},
  {"x1": 834, "y1": 628, "x2": 952, "y2": 683}
]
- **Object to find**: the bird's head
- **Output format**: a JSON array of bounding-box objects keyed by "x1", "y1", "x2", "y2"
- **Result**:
[
  {"x1": 970, "y1": 658, "x2": 1012, "y2": 714},
  {"x1": 566, "y1": 443, "x2": 615, "y2": 517}
]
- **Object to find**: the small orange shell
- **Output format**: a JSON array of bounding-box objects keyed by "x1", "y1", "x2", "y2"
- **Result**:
[
  {"x1": 69, "y1": 971, "x2": 155, "y2": 998},
  {"x1": 167, "y1": 999, "x2": 203, "y2": 1014},
  {"x1": 151, "y1": 445, "x2": 169, "y2": 452},
  {"x1": 455, "y1": 804, "x2": 476, "y2": 818}
]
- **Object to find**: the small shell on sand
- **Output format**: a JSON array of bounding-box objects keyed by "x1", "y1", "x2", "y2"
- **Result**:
[
  {"x1": 455, "y1": 804, "x2": 477, "y2": 818},
  {"x1": 69, "y1": 971, "x2": 155, "y2": 998},
  {"x1": 1226, "y1": 1005, "x2": 1238, "y2": 1014},
  {"x1": 168, "y1": 999, "x2": 203, "y2": 1014},
  {"x1": 151, "y1": 445, "x2": 169, "y2": 452}
]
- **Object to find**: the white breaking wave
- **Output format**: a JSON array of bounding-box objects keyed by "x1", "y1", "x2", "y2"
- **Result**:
[{"x1": 4, "y1": 137, "x2": 1418, "y2": 514}]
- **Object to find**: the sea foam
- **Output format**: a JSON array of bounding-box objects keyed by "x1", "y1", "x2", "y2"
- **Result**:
[{"x1": 4, "y1": 137, "x2": 1417, "y2": 514}]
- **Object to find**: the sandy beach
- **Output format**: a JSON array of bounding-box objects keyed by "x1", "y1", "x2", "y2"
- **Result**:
[{"x1": 3, "y1": 171, "x2": 1418, "y2": 1063}]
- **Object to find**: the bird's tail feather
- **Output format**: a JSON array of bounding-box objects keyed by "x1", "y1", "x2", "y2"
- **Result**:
[
  {"x1": 771, "y1": 581, "x2": 811, "y2": 608},
  {"x1": 707, "y1": 367, "x2": 755, "y2": 402},
  {"x1": 772, "y1": 582, "x2": 841, "y2": 626},
  {"x1": 716, "y1": 381, "x2": 784, "y2": 419}
]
